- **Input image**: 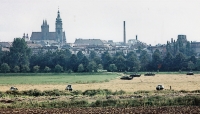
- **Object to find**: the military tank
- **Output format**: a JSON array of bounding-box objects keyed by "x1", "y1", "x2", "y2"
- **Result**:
[
  {"x1": 120, "y1": 75, "x2": 133, "y2": 80},
  {"x1": 144, "y1": 72, "x2": 155, "y2": 76}
]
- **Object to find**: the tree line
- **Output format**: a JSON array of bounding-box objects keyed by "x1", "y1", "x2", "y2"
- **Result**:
[{"x1": 0, "y1": 38, "x2": 199, "y2": 73}]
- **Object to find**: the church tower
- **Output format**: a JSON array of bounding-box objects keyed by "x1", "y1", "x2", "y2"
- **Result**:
[
  {"x1": 56, "y1": 10, "x2": 63, "y2": 44},
  {"x1": 41, "y1": 20, "x2": 49, "y2": 40}
]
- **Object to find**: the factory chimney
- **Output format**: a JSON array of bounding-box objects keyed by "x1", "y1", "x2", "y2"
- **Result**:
[{"x1": 123, "y1": 21, "x2": 126, "y2": 45}]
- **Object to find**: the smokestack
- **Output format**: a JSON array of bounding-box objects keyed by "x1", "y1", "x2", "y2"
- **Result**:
[
  {"x1": 123, "y1": 21, "x2": 126, "y2": 45},
  {"x1": 136, "y1": 35, "x2": 138, "y2": 40}
]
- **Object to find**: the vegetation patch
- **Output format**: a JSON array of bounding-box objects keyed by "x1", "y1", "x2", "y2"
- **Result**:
[
  {"x1": 0, "y1": 73, "x2": 118, "y2": 85},
  {"x1": 1, "y1": 89, "x2": 200, "y2": 109}
]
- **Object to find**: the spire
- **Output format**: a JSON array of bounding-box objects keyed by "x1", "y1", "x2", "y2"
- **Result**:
[
  {"x1": 45, "y1": 20, "x2": 47, "y2": 25},
  {"x1": 43, "y1": 20, "x2": 45, "y2": 25},
  {"x1": 57, "y1": 10, "x2": 60, "y2": 18},
  {"x1": 56, "y1": 9, "x2": 62, "y2": 22},
  {"x1": 58, "y1": 7, "x2": 60, "y2": 17}
]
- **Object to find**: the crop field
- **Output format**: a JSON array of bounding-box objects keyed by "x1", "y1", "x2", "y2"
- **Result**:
[
  {"x1": 0, "y1": 73, "x2": 200, "y2": 92},
  {"x1": 1, "y1": 72, "x2": 200, "y2": 113},
  {"x1": 0, "y1": 73, "x2": 118, "y2": 91}
]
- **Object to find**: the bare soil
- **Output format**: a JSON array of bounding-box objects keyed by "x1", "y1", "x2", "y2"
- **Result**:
[
  {"x1": 0, "y1": 106, "x2": 200, "y2": 114},
  {"x1": 1, "y1": 74, "x2": 200, "y2": 92}
]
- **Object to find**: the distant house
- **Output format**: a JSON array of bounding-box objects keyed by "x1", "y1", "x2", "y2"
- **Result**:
[
  {"x1": 0, "y1": 42, "x2": 12, "y2": 52},
  {"x1": 191, "y1": 42, "x2": 200, "y2": 56},
  {"x1": 74, "y1": 38, "x2": 105, "y2": 47}
]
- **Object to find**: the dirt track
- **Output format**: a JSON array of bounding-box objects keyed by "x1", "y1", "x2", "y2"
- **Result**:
[
  {"x1": 0, "y1": 106, "x2": 200, "y2": 114},
  {"x1": 1, "y1": 74, "x2": 200, "y2": 92}
]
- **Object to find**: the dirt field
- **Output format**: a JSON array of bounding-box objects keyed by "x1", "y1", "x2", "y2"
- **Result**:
[
  {"x1": 0, "y1": 106, "x2": 200, "y2": 114},
  {"x1": 1, "y1": 74, "x2": 200, "y2": 92}
]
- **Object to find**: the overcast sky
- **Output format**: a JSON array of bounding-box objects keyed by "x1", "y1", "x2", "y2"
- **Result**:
[{"x1": 0, "y1": 0, "x2": 200, "y2": 45}]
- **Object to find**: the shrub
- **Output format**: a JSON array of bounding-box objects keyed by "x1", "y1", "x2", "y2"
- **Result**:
[
  {"x1": 33, "y1": 65, "x2": 40, "y2": 73},
  {"x1": 179, "y1": 90, "x2": 190, "y2": 93},
  {"x1": 113, "y1": 90, "x2": 126, "y2": 95},
  {"x1": 0, "y1": 91, "x2": 3, "y2": 97},
  {"x1": 191, "y1": 90, "x2": 200, "y2": 93},
  {"x1": 43, "y1": 89, "x2": 66, "y2": 96},
  {"x1": 13, "y1": 66, "x2": 20, "y2": 73},
  {"x1": 5, "y1": 90, "x2": 21, "y2": 96},
  {"x1": 91, "y1": 100, "x2": 118, "y2": 107},
  {"x1": 54, "y1": 64, "x2": 63, "y2": 73},
  {"x1": 1, "y1": 63, "x2": 10, "y2": 73},
  {"x1": 21, "y1": 65, "x2": 30, "y2": 73},
  {"x1": 83, "y1": 89, "x2": 112, "y2": 96},
  {"x1": 22, "y1": 89, "x2": 43, "y2": 96},
  {"x1": 134, "y1": 90, "x2": 150, "y2": 94},
  {"x1": 71, "y1": 90, "x2": 82, "y2": 95},
  {"x1": 67, "y1": 69, "x2": 73, "y2": 73},
  {"x1": 44, "y1": 66, "x2": 51, "y2": 73}
]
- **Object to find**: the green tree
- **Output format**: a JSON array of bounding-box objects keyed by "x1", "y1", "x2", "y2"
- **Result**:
[
  {"x1": 80, "y1": 56, "x2": 89, "y2": 72},
  {"x1": 162, "y1": 52, "x2": 173, "y2": 71},
  {"x1": 173, "y1": 52, "x2": 187, "y2": 71},
  {"x1": 77, "y1": 51, "x2": 84, "y2": 61},
  {"x1": 97, "y1": 64, "x2": 103, "y2": 71},
  {"x1": 9, "y1": 38, "x2": 31, "y2": 68},
  {"x1": 44, "y1": 66, "x2": 51, "y2": 73},
  {"x1": 189, "y1": 55, "x2": 197, "y2": 65},
  {"x1": 13, "y1": 65, "x2": 20, "y2": 73},
  {"x1": 64, "y1": 49, "x2": 72, "y2": 58},
  {"x1": 109, "y1": 64, "x2": 117, "y2": 72},
  {"x1": 196, "y1": 59, "x2": 200, "y2": 70},
  {"x1": 0, "y1": 48, "x2": 4, "y2": 65},
  {"x1": 21, "y1": 65, "x2": 30, "y2": 73},
  {"x1": 136, "y1": 46, "x2": 142, "y2": 53},
  {"x1": 151, "y1": 49, "x2": 162, "y2": 71},
  {"x1": 54, "y1": 64, "x2": 63, "y2": 73},
  {"x1": 1, "y1": 63, "x2": 10, "y2": 73},
  {"x1": 33, "y1": 65, "x2": 40, "y2": 73},
  {"x1": 93, "y1": 56, "x2": 102, "y2": 65},
  {"x1": 114, "y1": 51, "x2": 125, "y2": 58},
  {"x1": 187, "y1": 61, "x2": 195, "y2": 71},
  {"x1": 89, "y1": 51, "x2": 97, "y2": 60},
  {"x1": 87, "y1": 61, "x2": 97, "y2": 72},
  {"x1": 126, "y1": 51, "x2": 140, "y2": 72},
  {"x1": 68, "y1": 54, "x2": 78, "y2": 72},
  {"x1": 101, "y1": 51, "x2": 113, "y2": 70},
  {"x1": 185, "y1": 41, "x2": 191, "y2": 56},
  {"x1": 139, "y1": 50, "x2": 150, "y2": 71},
  {"x1": 113, "y1": 55, "x2": 126, "y2": 72},
  {"x1": 78, "y1": 64, "x2": 84, "y2": 72}
]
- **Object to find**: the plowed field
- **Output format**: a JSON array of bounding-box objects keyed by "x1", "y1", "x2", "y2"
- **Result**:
[{"x1": 0, "y1": 106, "x2": 200, "y2": 114}]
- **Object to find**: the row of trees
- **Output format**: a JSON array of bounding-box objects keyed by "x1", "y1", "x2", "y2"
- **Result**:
[{"x1": 0, "y1": 38, "x2": 199, "y2": 73}]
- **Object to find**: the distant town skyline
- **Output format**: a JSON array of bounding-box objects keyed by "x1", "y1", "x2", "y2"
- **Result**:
[{"x1": 0, "y1": 0, "x2": 200, "y2": 45}]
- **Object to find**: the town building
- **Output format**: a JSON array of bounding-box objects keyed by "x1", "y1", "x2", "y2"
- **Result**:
[{"x1": 30, "y1": 10, "x2": 66, "y2": 47}]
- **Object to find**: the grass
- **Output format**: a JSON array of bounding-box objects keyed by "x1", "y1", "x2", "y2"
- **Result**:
[
  {"x1": 127, "y1": 71, "x2": 200, "y2": 75},
  {"x1": 1, "y1": 89, "x2": 200, "y2": 108},
  {"x1": 0, "y1": 72, "x2": 118, "y2": 85},
  {"x1": 1, "y1": 95, "x2": 200, "y2": 108}
]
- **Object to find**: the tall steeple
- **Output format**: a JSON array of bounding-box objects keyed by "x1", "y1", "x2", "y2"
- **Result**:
[
  {"x1": 41, "y1": 19, "x2": 49, "y2": 40},
  {"x1": 56, "y1": 9, "x2": 63, "y2": 44}
]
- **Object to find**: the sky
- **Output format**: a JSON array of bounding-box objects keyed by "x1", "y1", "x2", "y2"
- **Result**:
[{"x1": 0, "y1": 0, "x2": 200, "y2": 46}]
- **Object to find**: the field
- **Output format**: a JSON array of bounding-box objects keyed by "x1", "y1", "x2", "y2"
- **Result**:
[
  {"x1": 0, "y1": 73, "x2": 200, "y2": 92},
  {"x1": 1, "y1": 72, "x2": 200, "y2": 113},
  {"x1": 1, "y1": 106, "x2": 200, "y2": 113}
]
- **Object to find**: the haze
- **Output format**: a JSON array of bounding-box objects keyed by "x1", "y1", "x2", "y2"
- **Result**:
[{"x1": 0, "y1": 0, "x2": 200, "y2": 45}]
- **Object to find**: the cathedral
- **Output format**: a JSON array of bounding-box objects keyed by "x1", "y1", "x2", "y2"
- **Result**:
[{"x1": 30, "y1": 10, "x2": 66, "y2": 46}]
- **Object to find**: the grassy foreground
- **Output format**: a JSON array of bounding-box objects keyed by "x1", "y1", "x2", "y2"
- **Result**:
[
  {"x1": 0, "y1": 72, "x2": 119, "y2": 85},
  {"x1": 1, "y1": 89, "x2": 200, "y2": 108}
]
